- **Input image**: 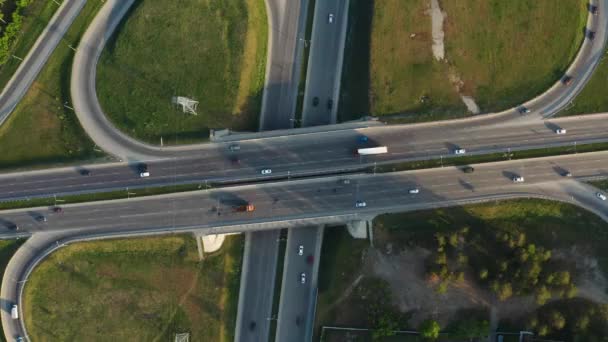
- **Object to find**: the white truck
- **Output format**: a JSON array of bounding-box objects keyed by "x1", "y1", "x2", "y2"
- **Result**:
[{"x1": 354, "y1": 146, "x2": 388, "y2": 156}]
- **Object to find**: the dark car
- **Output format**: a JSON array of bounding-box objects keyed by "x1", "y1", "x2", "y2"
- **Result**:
[
  {"x1": 312, "y1": 97, "x2": 319, "y2": 107},
  {"x1": 517, "y1": 106, "x2": 530, "y2": 114},
  {"x1": 53, "y1": 207, "x2": 63, "y2": 213},
  {"x1": 230, "y1": 156, "x2": 240, "y2": 165},
  {"x1": 306, "y1": 255, "x2": 314, "y2": 265},
  {"x1": 36, "y1": 215, "x2": 47, "y2": 222},
  {"x1": 587, "y1": 30, "x2": 596, "y2": 41},
  {"x1": 590, "y1": 5, "x2": 598, "y2": 15},
  {"x1": 327, "y1": 99, "x2": 333, "y2": 110},
  {"x1": 138, "y1": 163, "x2": 148, "y2": 173},
  {"x1": 6, "y1": 223, "x2": 18, "y2": 231},
  {"x1": 358, "y1": 135, "x2": 369, "y2": 143},
  {"x1": 80, "y1": 169, "x2": 91, "y2": 176},
  {"x1": 562, "y1": 75, "x2": 573, "y2": 86},
  {"x1": 463, "y1": 166, "x2": 475, "y2": 173},
  {"x1": 249, "y1": 321, "x2": 256, "y2": 331}
]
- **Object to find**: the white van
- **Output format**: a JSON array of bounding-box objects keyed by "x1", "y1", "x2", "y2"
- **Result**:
[{"x1": 11, "y1": 305, "x2": 18, "y2": 319}]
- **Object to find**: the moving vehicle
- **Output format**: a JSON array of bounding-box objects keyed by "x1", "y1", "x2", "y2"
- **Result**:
[
  {"x1": 11, "y1": 305, "x2": 18, "y2": 319},
  {"x1": 138, "y1": 163, "x2": 149, "y2": 178},
  {"x1": 312, "y1": 97, "x2": 319, "y2": 106},
  {"x1": 80, "y1": 169, "x2": 91, "y2": 176},
  {"x1": 355, "y1": 200, "x2": 366, "y2": 208},
  {"x1": 358, "y1": 135, "x2": 369, "y2": 143},
  {"x1": 234, "y1": 203, "x2": 256, "y2": 212},
  {"x1": 563, "y1": 171, "x2": 572, "y2": 177},
  {"x1": 300, "y1": 272, "x2": 306, "y2": 284},
  {"x1": 36, "y1": 215, "x2": 47, "y2": 222},
  {"x1": 53, "y1": 207, "x2": 63, "y2": 213},
  {"x1": 328, "y1": 13, "x2": 334, "y2": 23},
  {"x1": 228, "y1": 144, "x2": 240, "y2": 152},
  {"x1": 249, "y1": 321, "x2": 256, "y2": 331},
  {"x1": 587, "y1": 30, "x2": 596, "y2": 41},
  {"x1": 512, "y1": 176, "x2": 525, "y2": 183},
  {"x1": 355, "y1": 146, "x2": 388, "y2": 156},
  {"x1": 463, "y1": 166, "x2": 475, "y2": 173},
  {"x1": 341, "y1": 179, "x2": 351, "y2": 185},
  {"x1": 409, "y1": 188, "x2": 420, "y2": 194},
  {"x1": 597, "y1": 192, "x2": 607, "y2": 201},
  {"x1": 298, "y1": 245, "x2": 304, "y2": 256},
  {"x1": 562, "y1": 75, "x2": 573, "y2": 86},
  {"x1": 261, "y1": 169, "x2": 272, "y2": 175},
  {"x1": 590, "y1": 5, "x2": 598, "y2": 15},
  {"x1": 555, "y1": 128, "x2": 567, "y2": 134},
  {"x1": 230, "y1": 156, "x2": 240, "y2": 165},
  {"x1": 517, "y1": 106, "x2": 530, "y2": 114},
  {"x1": 454, "y1": 148, "x2": 466, "y2": 155},
  {"x1": 327, "y1": 99, "x2": 333, "y2": 110}
]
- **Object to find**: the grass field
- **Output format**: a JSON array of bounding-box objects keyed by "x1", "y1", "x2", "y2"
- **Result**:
[
  {"x1": 560, "y1": 53, "x2": 608, "y2": 116},
  {"x1": 0, "y1": 1, "x2": 104, "y2": 171},
  {"x1": 316, "y1": 199, "x2": 608, "y2": 337},
  {"x1": 96, "y1": 0, "x2": 268, "y2": 145},
  {"x1": 340, "y1": 0, "x2": 586, "y2": 122},
  {"x1": 0, "y1": 239, "x2": 25, "y2": 342},
  {"x1": 24, "y1": 234, "x2": 243, "y2": 341},
  {"x1": 0, "y1": 0, "x2": 61, "y2": 90}
]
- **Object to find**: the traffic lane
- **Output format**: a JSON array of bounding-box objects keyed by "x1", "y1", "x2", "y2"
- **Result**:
[
  {"x1": 5, "y1": 113, "x2": 608, "y2": 201},
  {"x1": 275, "y1": 227, "x2": 318, "y2": 342},
  {"x1": 301, "y1": 0, "x2": 348, "y2": 126},
  {"x1": 237, "y1": 230, "x2": 280, "y2": 342},
  {"x1": 3, "y1": 151, "x2": 608, "y2": 234}
]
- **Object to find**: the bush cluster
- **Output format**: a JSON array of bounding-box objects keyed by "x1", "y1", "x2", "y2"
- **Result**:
[{"x1": 0, "y1": 0, "x2": 33, "y2": 66}]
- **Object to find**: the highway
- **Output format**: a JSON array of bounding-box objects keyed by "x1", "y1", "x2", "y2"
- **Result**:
[
  {"x1": 301, "y1": 0, "x2": 349, "y2": 126},
  {"x1": 3, "y1": 113, "x2": 608, "y2": 202},
  {"x1": 0, "y1": 0, "x2": 87, "y2": 127},
  {"x1": 3, "y1": 151, "x2": 608, "y2": 339}
]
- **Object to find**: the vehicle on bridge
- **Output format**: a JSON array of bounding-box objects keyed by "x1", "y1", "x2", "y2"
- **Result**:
[
  {"x1": 234, "y1": 203, "x2": 255, "y2": 212},
  {"x1": 354, "y1": 146, "x2": 387, "y2": 156}
]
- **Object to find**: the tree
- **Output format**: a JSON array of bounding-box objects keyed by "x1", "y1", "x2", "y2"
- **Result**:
[
  {"x1": 496, "y1": 282, "x2": 513, "y2": 301},
  {"x1": 479, "y1": 268, "x2": 489, "y2": 280},
  {"x1": 372, "y1": 313, "x2": 398, "y2": 340},
  {"x1": 536, "y1": 286, "x2": 552, "y2": 305},
  {"x1": 419, "y1": 319, "x2": 441, "y2": 340},
  {"x1": 549, "y1": 310, "x2": 566, "y2": 330}
]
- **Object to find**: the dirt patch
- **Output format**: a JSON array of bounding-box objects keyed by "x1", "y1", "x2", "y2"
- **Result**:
[
  {"x1": 428, "y1": 0, "x2": 445, "y2": 61},
  {"x1": 361, "y1": 244, "x2": 608, "y2": 327}
]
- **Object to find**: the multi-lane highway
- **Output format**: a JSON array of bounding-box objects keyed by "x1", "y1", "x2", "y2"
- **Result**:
[
  {"x1": 301, "y1": 0, "x2": 349, "y2": 126},
  {"x1": 3, "y1": 113, "x2": 608, "y2": 203}
]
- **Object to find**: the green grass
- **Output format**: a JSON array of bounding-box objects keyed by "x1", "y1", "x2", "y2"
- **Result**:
[
  {"x1": 0, "y1": 0, "x2": 105, "y2": 171},
  {"x1": 560, "y1": 51, "x2": 608, "y2": 116},
  {"x1": 96, "y1": 0, "x2": 268, "y2": 145},
  {"x1": 0, "y1": 239, "x2": 26, "y2": 342},
  {"x1": 24, "y1": 234, "x2": 244, "y2": 341},
  {"x1": 588, "y1": 179, "x2": 608, "y2": 191},
  {"x1": 340, "y1": 0, "x2": 586, "y2": 122},
  {"x1": 0, "y1": 0, "x2": 61, "y2": 90}
]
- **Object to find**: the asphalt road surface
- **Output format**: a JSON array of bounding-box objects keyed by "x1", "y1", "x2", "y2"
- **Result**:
[
  {"x1": 301, "y1": 0, "x2": 349, "y2": 126},
  {"x1": 0, "y1": 0, "x2": 87, "y2": 126},
  {"x1": 234, "y1": 230, "x2": 280, "y2": 342},
  {"x1": 3, "y1": 113, "x2": 608, "y2": 202},
  {"x1": 275, "y1": 226, "x2": 321, "y2": 342},
  {"x1": 4, "y1": 152, "x2": 608, "y2": 339}
]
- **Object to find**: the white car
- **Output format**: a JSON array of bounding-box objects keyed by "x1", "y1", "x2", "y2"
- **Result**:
[
  {"x1": 261, "y1": 169, "x2": 272, "y2": 175},
  {"x1": 512, "y1": 176, "x2": 525, "y2": 183},
  {"x1": 409, "y1": 188, "x2": 420, "y2": 194},
  {"x1": 597, "y1": 192, "x2": 607, "y2": 201},
  {"x1": 139, "y1": 172, "x2": 150, "y2": 178},
  {"x1": 355, "y1": 200, "x2": 366, "y2": 208},
  {"x1": 300, "y1": 272, "x2": 306, "y2": 284},
  {"x1": 555, "y1": 128, "x2": 567, "y2": 134},
  {"x1": 298, "y1": 245, "x2": 304, "y2": 256},
  {"x1": 454, "y1": 148, "x2": 466, "y2": 155},
  {"x1": 328, "y1": 13, "x2": 334, "y2": 23}
]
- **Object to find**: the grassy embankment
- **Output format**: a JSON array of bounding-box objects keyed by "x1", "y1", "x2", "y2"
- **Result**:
[
  {"x1": 96, "y1": 0, "x2": 268, "y2": 145},
  {"x1": 0, "y1": 239, "x2": 25, "y2": 342},
  {"x1": 340, "y1": 0, "x2": 586, "y2": 122},
  {"x1": 0, "y1": 0, "x2": 105, "y2": 171},
  {"x1": 24, "y1": 234, "x2": 243, "y2": 341}
]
